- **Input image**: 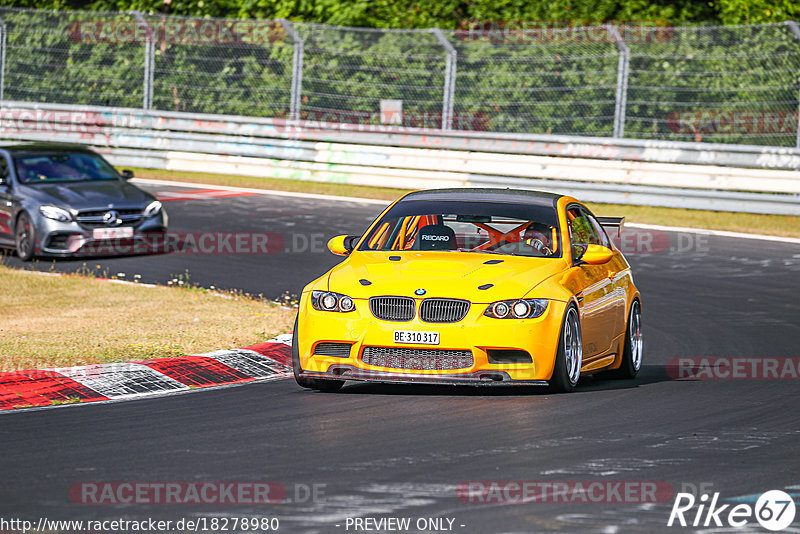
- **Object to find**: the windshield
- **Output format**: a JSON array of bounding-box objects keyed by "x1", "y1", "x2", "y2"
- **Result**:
[
  {"x1": 14, "y1": 152, "x2": 120, "y2": 184},
  {"x1": 359, "y1": 199, "x2": 561, "y2": 258}
]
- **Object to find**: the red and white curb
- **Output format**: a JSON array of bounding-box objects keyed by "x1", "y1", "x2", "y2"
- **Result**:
[{"x1": 0, "y1": 335, "x2": 293, "y2": 411}]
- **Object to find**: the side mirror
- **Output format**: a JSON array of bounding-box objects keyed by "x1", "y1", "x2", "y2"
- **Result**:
[
  {"x1": 120, "y1": 169, "x2": 134, "y2": 180},
  {"x1": 327, "y1": 234, "x2": 359, "y2": 256},
  {"x1": 579, "y1": 244, "x2": 613, "y2": 265}
]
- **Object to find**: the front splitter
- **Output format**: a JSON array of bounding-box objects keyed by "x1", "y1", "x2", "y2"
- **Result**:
[{"x1": 300, "y1": 366, "x2": 549, "y2": 387}]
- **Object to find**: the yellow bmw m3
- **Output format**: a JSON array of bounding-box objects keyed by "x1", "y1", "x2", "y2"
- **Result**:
[{"x1": 292, "y1": 188, "x2": 642, "y2": 393}]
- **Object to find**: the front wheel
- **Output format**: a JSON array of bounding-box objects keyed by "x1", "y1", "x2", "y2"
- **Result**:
[
  {"x1": 15, "y1": 212, "x2": 36, "y2": 261},
  {"x1": 292, "y1": 317, "x2": 344, "y2": 392},
  {"x1": 549, "y1": 305, "x2": 583, "y2": 393}
]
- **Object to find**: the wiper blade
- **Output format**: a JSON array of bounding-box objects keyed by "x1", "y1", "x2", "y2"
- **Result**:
[{"x1": 460, "y1": 249, "x2": 507, "y2": 255}]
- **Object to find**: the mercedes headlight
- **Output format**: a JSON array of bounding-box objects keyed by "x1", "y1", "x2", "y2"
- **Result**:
[
  {"x1": 144, "y1": 200, "x2": 162, "y2": 218},
  {"x1": 39, "y1": 205, "x2": 72, "y2": 222}
]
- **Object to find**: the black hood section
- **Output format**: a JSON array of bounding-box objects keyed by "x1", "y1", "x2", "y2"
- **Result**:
[{"x1": 19, "y1": 180, "x2": 153, "y2": 210}]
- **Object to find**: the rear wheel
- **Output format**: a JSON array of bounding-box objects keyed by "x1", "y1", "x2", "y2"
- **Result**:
[
  {"x1": 15, "y1": 212, "x2": 35, "y2": 261},
  {"x1": 292, "y1": 317, "x2": 344, "y2": 392},
  {"x1": 612, "y1": 300, "x2": 642, "y2": 379},
  {"x1": 549, "y1": 305, "x2": 582, "y2": 393}
]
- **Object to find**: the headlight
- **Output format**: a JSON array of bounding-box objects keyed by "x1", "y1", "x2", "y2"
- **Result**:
[
  {"x1": 491, "y1": 301, "x2": 510, "y2": 318},
  {"x1": 339, "y1": 296, "x2": 355, "y2": 312},
  {"x1": 144, "y1": 200, "x2": 162, "y2": 218},
  {"x1": 311, "y1": 291, "x2": 356, "y2": 313},
  {"x1": 39, "y1": 205, "x2": 72, "y2": 222},
  {"x1": 485, "y1": 299, "x2": 548, "y2": 319},
  {"x1": 512, "y1": 300, "x2": 531, "y2": 318}
]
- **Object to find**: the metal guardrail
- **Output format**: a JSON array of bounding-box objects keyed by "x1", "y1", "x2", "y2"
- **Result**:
[
  {"x1": 3, "y1": 101, "x2": 800, "y2": 169},
  {"x1": 1, "y1": 101, "x2": 799, "y2": 215}
]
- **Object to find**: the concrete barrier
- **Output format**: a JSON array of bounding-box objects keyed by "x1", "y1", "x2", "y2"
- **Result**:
[{"x1": 2, "y1": 101, "x2": 799, "y2": 214}]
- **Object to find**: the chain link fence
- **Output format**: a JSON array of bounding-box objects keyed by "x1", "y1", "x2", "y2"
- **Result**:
[
  {"x1": 0, "y1": 9, "x2": 145, "y2": 108},
  {"x1": 625, "y1": 23, "x2": 800, "y2": 147},
  {"x1": 446, "y1": 26, "x2": 621, "y2": 137},
  {"x1": 296, "y1": 24, "x2": 449, "y2": 128},
  {"x1": 1, "y1": 7, "x2": 799, "y2": 147},
  {"x1": 142, "y1": 13, "x2": 294, "y2": 116}
]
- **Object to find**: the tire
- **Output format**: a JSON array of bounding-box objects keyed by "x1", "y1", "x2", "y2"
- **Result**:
[
  {"x1": 15, "y1": 212, "x2": 36, "y2": 261},
  {"x1": 549, "y1": 304, "x2": 583, "y2": 393},
  {"x1": 291, "y1": 317, "x2": 344, "y2": 392},
  {"x1": 612, "y1": 300, "x2": 643, "y2": 379}
]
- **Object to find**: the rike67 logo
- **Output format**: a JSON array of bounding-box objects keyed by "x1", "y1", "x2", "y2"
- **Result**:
[{"x1": 668, "y1": 490, "x2": 796, "y2": 531}]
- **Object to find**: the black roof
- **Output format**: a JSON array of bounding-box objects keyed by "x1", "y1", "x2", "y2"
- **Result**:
[
  {"x1": 0, "y1": 142, "x2": 97, "y2": 154},
  {"x1": 402, "y1": 188, "x2": 563, "y2": 208},
  {"x1": 382, "y1": 188, "x2": 563, "y2": 227}
]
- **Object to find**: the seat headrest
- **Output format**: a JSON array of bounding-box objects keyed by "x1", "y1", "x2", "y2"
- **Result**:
[{"x1": 414, "y1": 224, "x2": 456, "y2": 250}]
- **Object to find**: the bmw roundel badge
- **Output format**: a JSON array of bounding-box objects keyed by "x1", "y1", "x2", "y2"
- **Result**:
[{"x1": 415, "y1": 288, "x2": 426, "y2": 296}]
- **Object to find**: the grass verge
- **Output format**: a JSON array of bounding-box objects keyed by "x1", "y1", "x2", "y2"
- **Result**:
[
  {"x1": 0, "y1": 264, "x2": 295, "y2": 371},
  {"x1": 131, "y1": 167, "x2": 800, "y2": 238},
  {"x1": 582, "y1": 202, "x2": 800, "y2": 238},
  {"x1": 132, "y1": 167, "x2": 407, "y2": 201}
]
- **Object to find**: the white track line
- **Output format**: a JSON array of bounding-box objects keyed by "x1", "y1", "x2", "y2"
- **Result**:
[
  {"x1": 133, "y1": 178, "x2": 799, "y2": 244},
  {"x1": 132, "y1": 178, "x2": 388, "y2": 205},
  {"x1": 627, "y1": 223, "x2": 800, "y2": 245}
]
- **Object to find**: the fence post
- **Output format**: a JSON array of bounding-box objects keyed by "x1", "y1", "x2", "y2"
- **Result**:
[
  {"x1": 131, "y1": 11, "x2": 154, "y2": 110},
  {"x1": 0, "y1": 19, "x2": 6, "y2": 102},
  {"x1": 279, "y1": 19, "x2": 303, "y2": 121},
  {"x1": 785, "y1": 21, "x2": 800, "y2": 148},
  {"x1": 609, "y1": 24, "x2": 629, "y2": 139},
  {"x1": 431, "y1": 28, "x2": 456, "y2": 130}
]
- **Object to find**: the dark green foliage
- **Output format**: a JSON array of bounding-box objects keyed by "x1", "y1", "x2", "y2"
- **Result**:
[{"x1": 1, "y1": 0, "x2": 798, "y2": 26}]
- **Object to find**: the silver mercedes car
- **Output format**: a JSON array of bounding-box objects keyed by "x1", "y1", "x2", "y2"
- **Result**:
[{"x1": 0, "y1": 143, "x2": 168, "y2": 260}]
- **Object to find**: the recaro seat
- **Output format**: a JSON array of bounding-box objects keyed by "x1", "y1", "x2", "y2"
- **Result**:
[{"x1": 413, "y1": 224, "x2": 457, "y2": 251}]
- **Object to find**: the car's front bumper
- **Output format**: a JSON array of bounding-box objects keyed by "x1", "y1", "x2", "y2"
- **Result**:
[
  {"x1": 34, "y1": 213, "x2": 167, "y2": 257},
  {"x1": 299, "y1": 367, "x2": 549, "y2": 386},
  {"x1": 296, "y1": 292, "x2": 568, "y2": 385}
]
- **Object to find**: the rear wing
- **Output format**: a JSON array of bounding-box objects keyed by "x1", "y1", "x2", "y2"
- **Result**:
[{"x1": 597, "y1": 216, "x2": 625, "y2": 239}]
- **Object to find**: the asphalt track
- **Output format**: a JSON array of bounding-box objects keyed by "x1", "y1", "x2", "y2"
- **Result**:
[
  {"x1": 1, "y1": 183, "x2": 383, "y2": 300},
  {"x1": 2, "y1": 182, "x2": 800, "y2": 533}
]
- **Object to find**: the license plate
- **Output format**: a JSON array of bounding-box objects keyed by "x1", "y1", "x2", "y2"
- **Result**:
[
  {"x1": 393, "y1": 330, "x2": 440, "y2": 345},
  {"x1": 93, "y1": 227, "x2": 134, "y2": 240}
]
